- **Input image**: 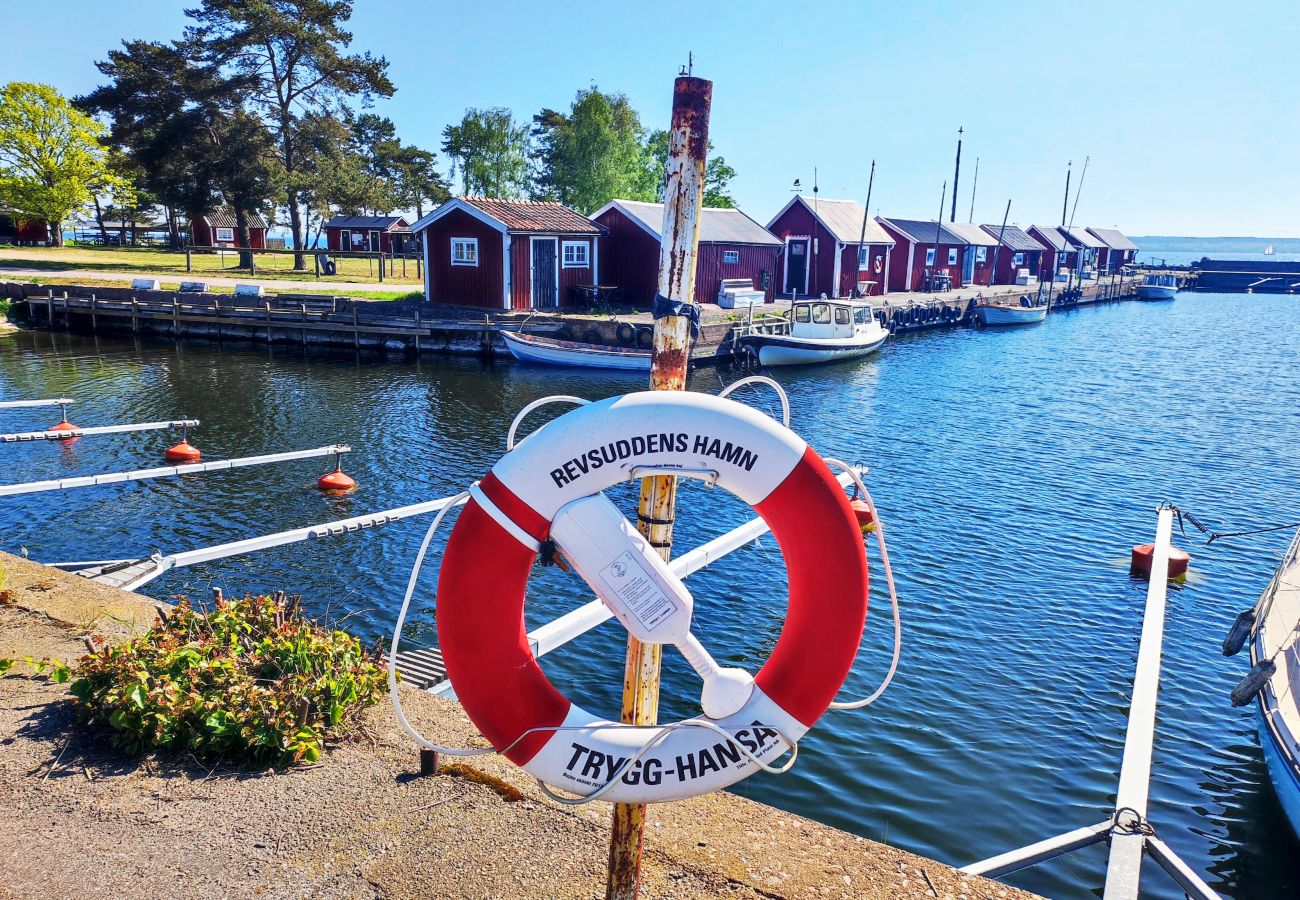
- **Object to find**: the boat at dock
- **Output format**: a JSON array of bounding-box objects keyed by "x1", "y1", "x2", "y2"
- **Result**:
[
  {"x1": 1245, "y1": 527, "x2": 1300, "y2": 839},
  {"x1": 976, "y1": 294, "x2": 1048, "y2": 327},
  {"x1": 499, "y1": 329, "x2": 652, "y2": 371},
  {"x1": 740, "y1": 298, "x2": 888, "y2": 366},
  {"x1": 1136, "y1": 273, "x2": 1179, "y2": 301}
]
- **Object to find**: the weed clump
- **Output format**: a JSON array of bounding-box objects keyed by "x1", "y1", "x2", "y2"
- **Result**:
[{"x1": 70, "y1": 594, "x2": 384, "y2": 766}]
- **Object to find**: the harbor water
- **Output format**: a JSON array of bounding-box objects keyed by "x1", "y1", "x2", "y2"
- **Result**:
[{"x1": 1, "y1": 292, "x2": 1298, "y2": 898}]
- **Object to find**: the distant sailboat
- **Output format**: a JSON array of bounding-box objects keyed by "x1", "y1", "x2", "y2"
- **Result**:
[{"x1": 1265, "y1": 244, "x2": 1275, "y2": 255}]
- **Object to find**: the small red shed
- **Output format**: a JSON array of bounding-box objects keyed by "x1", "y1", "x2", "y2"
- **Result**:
[
  {"x1": 945, "y1": 223, "x2": 1001, "y2": 286},
  {"x1": 0, "y1": 211, "x2": 50, "y2": 244},
  {"x1": 876, "y1": 218, "x2": 967, "y2": 293},
  {"x1": 325, "y1": 215, "x2": 412, "y2": 254},
  {"x1": 1028, "y1": 226, "x2": 1075, "y2": 282},
  {"x1": 190, "y1": 210, "x2": 268, "y2": 249},
  {"x1": 1062, "y1": 226, "x2": 1106, "y2": 278},
  {"x1": 593, "y1": 199, "x2": 782, "y2": 306},
  {"x1": 979, "y1": 224, "x2": 1046, "y2": 285},
  {"x1": 1086, "y1": 227, "x2": 1138, "y2": 274},
  {"x1": 766, "y1": 196, "x2": 895, "y2": 298},
  {"x1": 413, "y1": 197, "x2": 603, "y2": 310}
]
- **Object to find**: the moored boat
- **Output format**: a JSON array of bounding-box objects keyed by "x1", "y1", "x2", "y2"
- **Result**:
[
  {"x1": 1246, "y1": 527, "x2": 1300, "y2": 839},
  {"x1": 740, "y1": 297, "x2": 888, "y2": 367},
  {"x1": 976, "y1": 294, "x2": 1048, "y2": 327},
  {"x1": 500, "y1": 330, "x2": 652, "y2": 372},
  {"x1": 1136, "y1": 273, "x2": 1179, "y2": 301}
]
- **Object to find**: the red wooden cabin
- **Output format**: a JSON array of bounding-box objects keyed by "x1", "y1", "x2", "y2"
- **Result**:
[
  {"x1": 1086, "y1": 227, "x2": 1138, "y2": 274},
  {"x1": 0, "y1": 212, "x2": 50, "y2": 244},
  {"x1": 414, "y1": 198, "x2": 603, "y2": 310},
  {"x1": 593, "y1": 199, "x2": 781, "y2": 306},
  {"x1": 1063, "y1": 226, "x2": 1106, "y2": 278},
  {"x1": 979, "y1": 224, "x2": 1046, "y2": 285},
  {"x1": 1028, "y1": 226, "x2": 1075, "y2": 281},
  {"x1": 325, "y1": 215, "x2": 412, "y2": 254},
  {"x1": 190, "y1": 211, "x2": 267, "y2": 249},
  {"x1": 876, "y1": 218, "x2": 967, "y2": 293},
  {"x1": 766, "y1": 196, "x2": 894, "y2": 298},
  {"x1": 945, "y1": 223, "x2": 1000, "y2": 286}
]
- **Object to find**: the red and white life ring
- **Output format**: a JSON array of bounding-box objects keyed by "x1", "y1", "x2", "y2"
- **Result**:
[
  {"x1": 874, "y1": 255, "x2": 883, "y2": 274},
  {"x1": 436, "y1": 391, "x2": 869, "y2": 803}
]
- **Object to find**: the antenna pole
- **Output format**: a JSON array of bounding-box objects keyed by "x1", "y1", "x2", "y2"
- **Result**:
[
  {"x1": 854, "y1": 160, "x2": 876, "y2": 297},
  {"x1": 968, "y1": 157, "x2": 979, "y2": 223},
  {"x1": 951, "y1": 126, "x2": 963, "y2": 222},
  {"x1": 1061, "y1": 160, "x2": 1072, "y2": 227}
]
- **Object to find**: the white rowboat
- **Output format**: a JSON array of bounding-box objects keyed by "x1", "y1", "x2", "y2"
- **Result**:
[
  {"x1": 978, "y1": 299, "x2": 1048, "y2": 327},
  {"x1": 499, "y1": 331, "x2": 652, "y2": 372}
]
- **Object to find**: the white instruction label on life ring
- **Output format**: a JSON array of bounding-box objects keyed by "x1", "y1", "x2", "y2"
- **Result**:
[{"x1": 600, "y1": 551, "x2": 675, "y2": 631}]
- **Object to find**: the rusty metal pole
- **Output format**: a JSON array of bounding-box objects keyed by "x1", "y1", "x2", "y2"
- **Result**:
[{"x1": 605, "y1": 74, "x2": 711, "y2": 900}]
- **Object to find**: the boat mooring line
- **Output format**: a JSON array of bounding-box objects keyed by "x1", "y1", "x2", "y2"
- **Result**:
[
  {"x1": 960, "y1": 507, "x2": 1221, "y2": 899},
  {"x1": 0, "y1": 398, "x2": 75, "y2": 409},
  {"x1": 0, "y1": 419, "x2": 199, "y2": 443},
  {"x1": 0, "y1": 445, "x2": 351, "y2": 497}
]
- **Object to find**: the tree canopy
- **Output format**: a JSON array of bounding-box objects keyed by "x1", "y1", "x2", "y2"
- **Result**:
[
  {"x1": 532, "y1": 88, "x2": 654, "y2": 214},
  {"x1": 442, "y1": 108, "x2": 531, "y2": 199},
  {"x1": 0, "y1": 82, "x2": 119, "y2": 245}
]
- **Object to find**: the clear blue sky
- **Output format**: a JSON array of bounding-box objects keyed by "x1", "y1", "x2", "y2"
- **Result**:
[{"x1": 3, "y1": 0, "x2": 1296, "y2": 236}]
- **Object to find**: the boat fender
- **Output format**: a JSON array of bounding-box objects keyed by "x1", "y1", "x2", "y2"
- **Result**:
[
  {"x1": 636, "y1": 326, "x2": 654, "y2": 349},
  {"x1": 582, "y1": 329, "x2": 604, "y2": 346},
  {"x1": 555, "y1": 329, "x2": 577, "y2": 343},
  {"x1": 615, "y1": 322, "x2": 637, "y2": 346},
  {"x1": 434, "y1": 391, "x2": 869, "y2": 803},
  {"x1": 1222, "y1": 608, "x2": 1256, "y2": 657},
  {"x1": 1231, "y1": 659, "x2": 1276, "y2": 707}
]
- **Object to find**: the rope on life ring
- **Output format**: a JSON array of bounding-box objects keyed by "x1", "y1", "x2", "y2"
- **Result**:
[
  {"x1": 615, "y1": 322, "x2": 637, "y2": 346},
  {"x1": 431, "y1": 392, "x2": 870, "y2": 804}
]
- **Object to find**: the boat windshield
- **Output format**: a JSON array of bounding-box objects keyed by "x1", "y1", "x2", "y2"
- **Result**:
[
  {"x1": 854, "y1": 307, "x2": 870, "y2": 324},
  {"x1": 793, "y1": 304, "x2": 811, "y2": 323},
  {"x1": 834, "y1": 306, "x2": 851, "y2": 325},
  {"x1": 812, "y1": 304, "x2": 832, "y2": 324}
]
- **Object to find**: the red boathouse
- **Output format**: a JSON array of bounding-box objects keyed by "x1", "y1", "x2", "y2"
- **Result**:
[
  {"x1": 1028, "y1": 225, "x2": 1075, "y2": 281},
  {"x1": 593, "y1": 199, "x2": 781, "y2": 305},
  {"x1": 325, "y1": 215, "x2": 412, "y2": 254},
  {"x1": 766, "y1": 196, "x2": 895, "y2": 298},
  {"x1": 979, "y1": 224, "x2": 1046, "y2": 285},
  {"x1": 876, "y1": 218, "x2": 967, "y2": 293},
  {"x1": 1086, "y1": 227, "x2": 1139, "y2": 274},
  {"x1": 413, "y1": 198, "x2": 603, "y2": 310},
  {"x1": 190, "y1": 210, "x2": 268, "y2": 249}
]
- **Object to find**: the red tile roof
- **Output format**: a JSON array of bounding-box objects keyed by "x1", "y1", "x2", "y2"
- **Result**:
[{"x1": 463, "y1": 197, "x2": 601, "y2": 234}]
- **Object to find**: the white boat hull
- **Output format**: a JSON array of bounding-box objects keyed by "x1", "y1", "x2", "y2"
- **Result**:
[
  {"x1": 1251, "y1": 528, "x2": 1300, "y2": 840},
  {"x1": 500, "y1": 331, "x2": 652, "y2": 372},
  {"x1": 746, "y1": 332, "x2": 888, "y2": 367},
  {"x1": 1136, "y1": 285, "x2": 1178, "y2": 301},
  {"x1": 979, "y1": 304, "x2": 1047, "y2": 326}
]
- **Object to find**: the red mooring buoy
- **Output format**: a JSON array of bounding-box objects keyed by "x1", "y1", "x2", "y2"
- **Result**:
[
  {"x1": 849, "y1": 498, "x2": 876, "y2": 534},
  {"x1": 165, "y1": 440, "x2": 202, "y2": 463},
  {"x1": 1130, "y1": 542, "x2": 1191, "y2": 579},
  {"x1": 317, "y1": 468, "x2": 357, "y2": 492}
]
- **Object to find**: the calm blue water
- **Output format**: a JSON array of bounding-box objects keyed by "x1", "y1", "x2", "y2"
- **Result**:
[
  {"x1": 2, "y1": 293, "x2": 1298, "y2": 898},
  {"x1": 1137, "y1": 249, "x2": 1300, "y2": 267}
]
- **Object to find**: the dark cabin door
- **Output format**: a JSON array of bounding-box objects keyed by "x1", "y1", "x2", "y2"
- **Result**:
[
  {"x1": 368, "y1": 231, "x2": 381, "y2": 252},
  {"x1": 785, "y1": 239, "x2": 809, "y2": 295},
  {"x1": 532, "y1": 238, "x2": 558, "y2": 308}
]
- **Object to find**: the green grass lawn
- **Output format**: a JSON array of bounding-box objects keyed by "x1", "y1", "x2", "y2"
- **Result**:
[{"x1": 0, "y1": 244, "x2": 423, "y2": 286}]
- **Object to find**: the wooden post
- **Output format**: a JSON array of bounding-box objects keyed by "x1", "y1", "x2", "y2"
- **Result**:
[
  {"x1": 301, "y1": 304, "x2": 308, "y2": 348},
  {"x1": 606, "y1": 74, "x2": 711, "y2": 900},
  {"x1": 186, "y1": 247, "x2": 192, "y2": 273},
  {"x1": 131, "y1": 298, "x2": 139, "y2": 334},
  {"x1": 90, "y1": 294, "x2": 97, "y2": 331},
  {"x1": 172, "y1": 298, "x2": 179, "y2": 337},
  {"x1": 353, "y1": 306, "x2": 360, "y2": 351},
  {"x1": 265, "y1": 302, "x2": 272, "y2": 344}
]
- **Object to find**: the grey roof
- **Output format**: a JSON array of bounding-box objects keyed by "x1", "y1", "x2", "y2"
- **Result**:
[
  {"x1": 1086, "y1": 227, "x2": 1138, "y2": 251},
  {"x1": 204, "y1": 210, "x2": 268, "y2": 229},
  {"x1": 599, "y1": 199, "x2": 781, "y2": 246},
  {"x1": 945, "y1": 222, "x2": 999, "y2": 247},
  {"x1": 325, "y1": 214, "x2": 410, "y2": 231},
  {"x1": 766, "y1": 196, "x2": 894, "y2": 245},
  {"x1": 1062, "y1": 226, "x2": 1105, "y2": 249},
  {"x1": 1028, "y1": 225, "x2": 1070, "y2": 251},
  {"x1": 979, "y1": 224, "x2": 1043, "y2": 252},
  {"x1": 877, "y1": 217, "x2": 966, "y2": 245}
]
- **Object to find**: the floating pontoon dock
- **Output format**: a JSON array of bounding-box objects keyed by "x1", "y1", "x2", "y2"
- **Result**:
[
  {"x1": 0, "y1": 419, "x2": 199, "y2": 443},
  {"x1": 0, "y1": 398, "x2": 75, "y2": 409}
]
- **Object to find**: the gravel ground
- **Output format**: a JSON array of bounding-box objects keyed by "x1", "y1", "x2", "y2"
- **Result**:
[{"x1": 0, "y1": 551, "x2": 1038, "y2": 899}]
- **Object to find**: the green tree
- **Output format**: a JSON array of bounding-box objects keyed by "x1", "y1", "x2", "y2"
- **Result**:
[
  {"x1": 639, "y1": 129, "x2": 738, "y2": 208},
  {"x1": 441, "y1": 108, "x2": 530, "y2": 199},
  {"x1": 186, "y1": 0, "x2": 394, "y2": 268},
  {"x1": 0, "y1": 83, "x2": 118, "y2": 246},
  {"x1": 534, "y1": 88, "x2": 649, "y2": 214}
]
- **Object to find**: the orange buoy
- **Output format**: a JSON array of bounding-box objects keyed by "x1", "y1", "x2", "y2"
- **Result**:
[
  {"x1": 317, "y1": 468, "x2": 357, "y2": 492},
  {"x1": 849, "y1": 498, "x2": 876, "y2": 534},
  {"x1": 1131, "y1": 543, "x2": 1191, "y2": 579},
  {"x1": 48, "y1": 419, "x2": 79, "y2": 440},
  {"x1": 165, "y1": 440, "x2": 202, "y2": 463}
]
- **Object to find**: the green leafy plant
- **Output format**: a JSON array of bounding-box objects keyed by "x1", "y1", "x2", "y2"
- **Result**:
[
  {"x1": 0, "y1": 655, "x2": 71, "y2": 681},
  {"x1": 69, "y1": 594, "x2": 385, "y2": 766},
  {"x1": 0, "y1": 298, "x2": 11, "y2": 318}
]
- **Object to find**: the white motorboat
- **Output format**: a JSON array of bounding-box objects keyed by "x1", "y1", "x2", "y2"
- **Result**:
[
  {"x1": 499, "y1": 330, "x2": 651, "y2": 372},
  {"x1": 740, "y1": 298, "x2": 888, "y2": 367},
  {"x1": 1136, "y1": 274, "x2": 1179, "y2": 301},
  {"x1": 977, "y1": 295, "x2": 1048, "y2": 326},
  {"x1": 1233, "y1": 526, "x2": 1300, "y2": 839}
]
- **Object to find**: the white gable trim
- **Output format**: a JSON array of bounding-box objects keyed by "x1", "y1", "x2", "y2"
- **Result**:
[{"x1": 411, "y1": 198, "x2": 508, "y2": 235}]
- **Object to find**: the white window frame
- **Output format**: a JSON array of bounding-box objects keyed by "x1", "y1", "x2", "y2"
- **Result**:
[
  {"x1": 451, "y1": 237, "x2": 478, "y2": 267},
  {"x1": 857, "y1": 246, "x2": 869, "y2": 269},
  {"x1": 925, "y1": 247, "x2": 936, "y2": 266},
  {"x1": 561, "y1": 240, "x2": 589, "y2": 269},
  {"x1": 976, "y1": 246, "x2": 987, "y2": 262},
  {"x1": 947, "y1": 248, "x2": 958, "y2": 266},
  {"x1": 723, "y1": 249, "x2": 740, "y2": 265},
  {"x1": 1013, "y1": 252, "x2": 1024, "y2": 266},
  {"x1": 215, "y1": 227, "x2": 234, "y2": 243}
]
